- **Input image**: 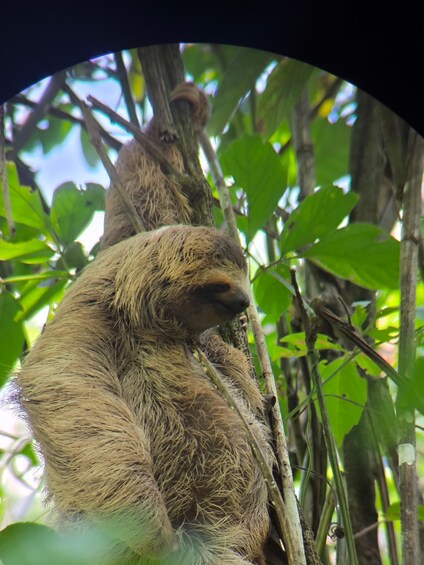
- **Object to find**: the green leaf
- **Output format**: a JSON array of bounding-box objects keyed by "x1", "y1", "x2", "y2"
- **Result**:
[
  {"x1": 384, "y1": 501, "x2": 424, "y2": 522},
  {"x1": 302, "y1": 223, "x2": 400, "y2": 289},
  {"x1": 18, "y1": 441, "x2": 39, "y2": 466},
  {"x1": 257, "y1": 58, "x2": 315, "y2": 139},
  {"x1": 0, "y1": 293, "x2": 25, "y2": 386},
  {"x1": 316, "y1": 358, "x2": 367, "y2": 446},
  {"x1": 208, "y1": 48, "x2": 273, "y2": 135},
  {"x1": 0, "y1": 162, "x2": 50, "y2": 234},
  {"x1": 384, "y1": 501, "x2": 400, "y2": 521},
  {"x1": 16, "y1": 278, "x2": 67, "y2": 322},
  {"x1": 182, "y1": 44, "x2": 218, "y2": 83},
  {"x1": 56, "y1": 241, "x2": 88, "y2": 272},
  {"x1": 50, "y1": 182, "x2": 105, "y2": 245},
  {"x1": 312, "y1": 117, "x2": 351, "y2": 185},
  {"x1": 0, "y1": 239, "x2": 55, "y2": 264},
  {"x1": 220, "y1": 134, "x2": 287, "y2": 240},
  {"x1": 253, "y1": 265, "x2": 292, "y2": 321},
  {"x1": 0, "y1": 522, "x2": 98, "y2": 565},
  {"x1": 39, "y1": 114, "x2": 73, "y2": 154},
  {"x1": 280, "y1": 186, "x2": 358, "y2": 253},
  {"x1": 80, "y1": 127, "x2": 100, "y2": 168}
]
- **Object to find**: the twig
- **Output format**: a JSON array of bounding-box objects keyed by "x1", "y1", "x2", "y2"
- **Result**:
[
  {"x1": 13, "y1": 70, "x2": 66, "y2": 152},
  {"x1": 67, "y1": 87, "x2": 144, "y2": 234},
  {"x1": 290, "y1": 269, "x2": 359, "y2": 565},
  {"x1": 396, "y1": 131, "x2": 424, "y2": 564},
  {"x1": 0, "y1": 104, "x2": 14, "y2": 236}
]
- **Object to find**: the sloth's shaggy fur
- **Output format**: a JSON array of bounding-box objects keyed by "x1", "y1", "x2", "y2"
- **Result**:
[
  {"x1": 16, "y1": 226, "x2": 273, "y2": 564},
  {"x1": 102, "y1": 82, "x2": 209, "y2": 248}
]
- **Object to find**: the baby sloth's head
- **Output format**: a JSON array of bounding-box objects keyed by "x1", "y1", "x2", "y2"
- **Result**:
[{"x1": 111, "y1": 225, "x2": 250, "y2": 338}]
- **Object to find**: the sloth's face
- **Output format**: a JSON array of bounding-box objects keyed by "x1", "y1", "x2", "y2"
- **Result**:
[{"x1": 172, "y1": 274, "x2": 250, "y2": 335}]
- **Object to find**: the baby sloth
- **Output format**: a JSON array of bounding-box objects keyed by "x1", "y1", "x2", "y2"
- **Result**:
[
  {"x1": 102, "y1": 82, "x2": 210, "y2": 249},
  {"x1": 16, "y1": 225, "x2": 273, "y2": 565}
]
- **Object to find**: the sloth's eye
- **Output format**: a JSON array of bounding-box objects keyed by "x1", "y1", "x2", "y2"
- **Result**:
[{"x1": 201, "y1": 283, "x2": 231, "y2": 294}]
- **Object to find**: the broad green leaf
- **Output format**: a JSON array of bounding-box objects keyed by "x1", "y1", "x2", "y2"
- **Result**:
[
  {"x1": 182, "y1": 44, "x2": 218, "y2": 83},
  {"x1": 1, "y1": 271, "x2": 69, "y2": 285},
  {"x1": 312, "y1": 117, "x2": 351, "y2": 185},
  {"x1": 39, "y1": 113, "x2": 73, "y2": 154},
  {"x1": 220, "y1": 134, "x2": 287, "y2": 240},
  {"x1": 384, "y1": 501, "x2": 424, "y2": 522},
  {"x1": 16, "y1": 279, "x2": 67, "y2": 322},
  {"x1": 80, "y1": 127, "x2": 100, "y2": 168},
  {"x1": 0, "y1": 293, "x2": 25, "y2": 386},
  {"x1": 253, "y1": 265, "x2": 292, "y2": 321},
  {"x1": 280, "y1": 186, "x2": 358, "y2": 253},
  {"x1": 0, "y1": 522, "x2": 99, "y2": 565},
  {"x1": 303, "y1": 223, "x2": 400, "y2": 289},
  {"x1": 208, "y1": 48, "x2": 273, "y2": 135},
  {"x1": 0, "y1": 162, "x2": 50, "y2": 233},
  {"x1": 0, "y1": 239, "x2": 54, "y2": 264},
  {"x1": 56, "y1": 241, "x2": 88, "y2": 272},
  {"x1": 316, "y1": 358, "x2": 367, "y2": 446},
  {"x1": 51, "y1": 182, "x2": 105, "y2": 245},
  {"x1": 257, "y1": 58, "x2": 315, "y2": 139}
]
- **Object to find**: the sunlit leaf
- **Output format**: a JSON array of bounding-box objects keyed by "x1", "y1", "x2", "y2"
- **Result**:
[
  {"x1": 220, "y1": 134, "x2": 287, "y2": 240},
  {"x1": 51, "y1": 182, "x2": 104, "y2": 245},
  {"x1": 302, "y1": 223, "x2": 400, "y2": 289},
  {"x1": 208, "y1": 48, "x2": 273, "y2": 135},
  {"x1": 312, "y1": 117, "x2": 351, "y2": 185},
  {"x1": 253, "y1": 265, "x2": 292, "y2": 321},
  {"x1": 0, "y1": 162, "x2": 50, "y2": 234},
  {"x1": 280, "y1": 185, "x2": 358, "y2": 253},
  {"x1": 0, "y1": 239, "x2": 54, "y2": 264},
  {"x1": 16, "y1": 279, "x2": 67, "y2": 322},
  {"x1": 0, "y1": 293, "x2": 25, "y2": 386},
  {"x1": 316, "y1": 358, "x2": 367, "y2": 446},
  {"x1": 257, "y1": 58, "x2": 315, "y2": 139}
]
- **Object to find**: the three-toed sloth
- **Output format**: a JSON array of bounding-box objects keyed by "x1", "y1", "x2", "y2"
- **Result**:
[{"x1": 16, "y1": 225, "x2": 273, "y2": 564}]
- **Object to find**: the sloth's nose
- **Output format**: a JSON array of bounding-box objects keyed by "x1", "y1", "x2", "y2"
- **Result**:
[{"x1": 222, "y1": 288, "x2": 250, "y2": 314}]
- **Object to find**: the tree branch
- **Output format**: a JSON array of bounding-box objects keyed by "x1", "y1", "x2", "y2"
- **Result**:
[{"x1": 13, "y1": 70, "x2": 66, "y2": 152}]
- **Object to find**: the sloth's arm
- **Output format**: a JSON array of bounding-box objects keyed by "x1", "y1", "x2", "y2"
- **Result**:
[{"x1": 17, "y1": 306, "x2": 176, "y2": 556}]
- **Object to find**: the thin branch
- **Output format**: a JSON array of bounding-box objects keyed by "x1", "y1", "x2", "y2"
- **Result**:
[
  {"x1": 114, "y1": 52, "x2": 140, "y2": 128},
  {"x1": 13, "y1": 70, "x2": 66, "y2": 152},
  {"x1": 0, "y1": 104, "x2": 15, "y2": 236},
  {"x1": 67, "y1": 87, "x2": 144, "y2": 234}
]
